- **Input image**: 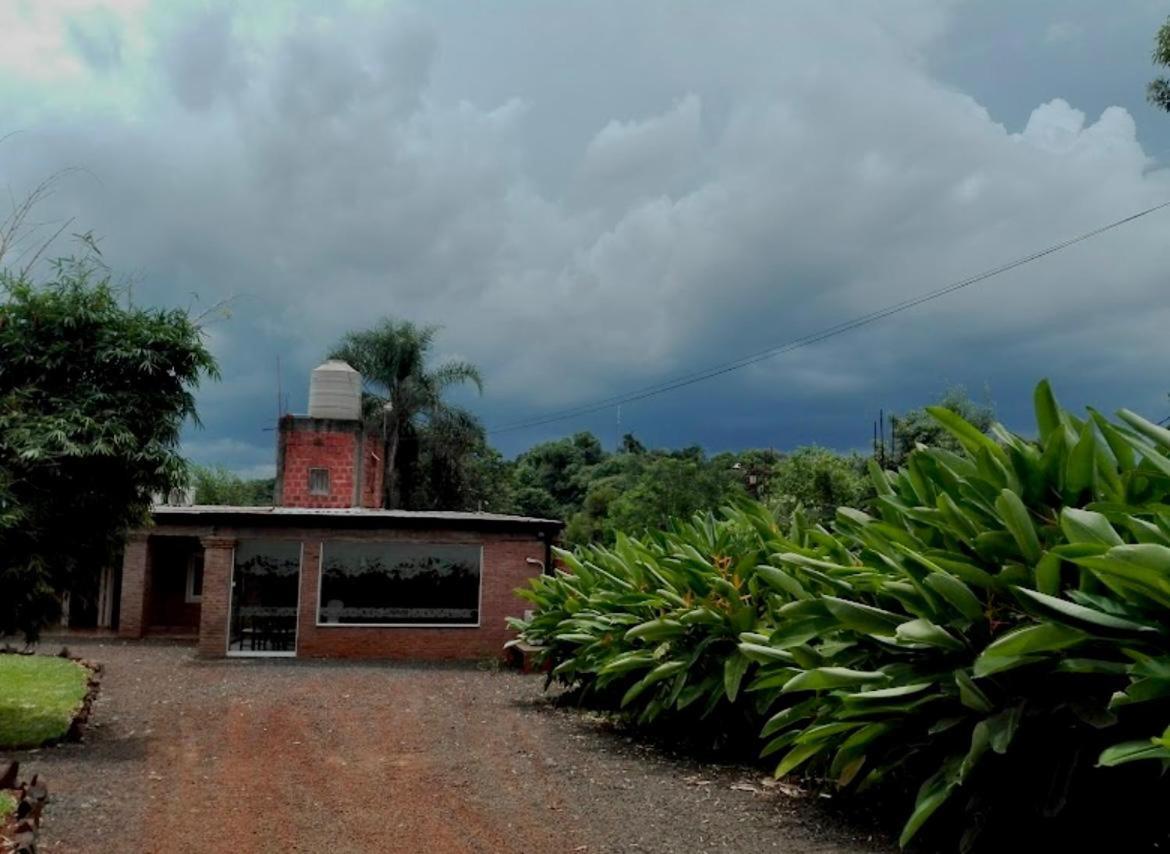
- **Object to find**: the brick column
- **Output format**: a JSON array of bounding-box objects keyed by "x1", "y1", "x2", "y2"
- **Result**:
[
  {"x1": 197, "y1": 536, "x2": 236, "y2": 658},
  {"x1": 117, "y1": 533, "x2": 151, "y2": 638}
]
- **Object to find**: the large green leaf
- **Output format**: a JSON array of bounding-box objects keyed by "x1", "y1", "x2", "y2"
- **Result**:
[
  {"x1": 1061, "y1": 508, "x2": 1124, "y2": 547},
  {"x1": 723, "y1": 651, "x2": 750, "y2": 703},
  {"x1": 782, "y1": 667, "x2": 890, "y2": 693},
  {"x1": 1097, "y1": 740, "x2": 1170, "y2": 767},
  {"x1": 896, "y1": 618, "x2": 964, "y2": 650},
  {"x1": 1070, "y1": 543, "x2": 1170, "y2": 598},
  {"x1": 1014, "y1": 587, "x2": 1160, "y2": 634},
  {"x1": 1118, "y1": 409, "x2": 1170, "y2": 451},
  {"x1": 994, "y1": 489, "x2": 1042, "y2": 563},
  {"x1": 923, "y1": 571, "x2": 984, "y2": 620},
  {"x1": 981, "y1": 621, "x2": 1088, "y2": 658},
  {"x1": 899, "y1": 759, "x2": 959, "y2": 847},
  {"x1": 1033, "y1": 379, "x2": 1061, "y2": 442},
  {"x1": 926, "y1": 405, "x2": 1006, "y2": 464},
  {"x1": 625, "y1": 618, "x2": 686, "y2": 642},
  {"x1": 822, "y1": 596, "x2": 905, "y2": 636}
]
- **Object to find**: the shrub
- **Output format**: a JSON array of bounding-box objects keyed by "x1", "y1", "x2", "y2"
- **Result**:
[{"x1": 513, "y1": 381, "x2": 1170, "y2": 850}]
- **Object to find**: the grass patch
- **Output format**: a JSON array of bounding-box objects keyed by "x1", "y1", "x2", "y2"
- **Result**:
[
  {"x1": 0, "y1": 655, "x2": 89, "y2": 749},
  {"x1": 0, "y1": 790, "x2": 14, "y2": 823}
]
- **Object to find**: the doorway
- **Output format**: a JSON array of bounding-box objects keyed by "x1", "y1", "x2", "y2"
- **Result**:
[{"x1": 228, "y1": 539, "x2": 302, "y2": 656}]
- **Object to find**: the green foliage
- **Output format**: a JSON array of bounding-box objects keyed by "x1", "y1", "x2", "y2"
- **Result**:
[
  {"x1": 604, "y1": 456, "x2": 745, "y2": 537},
  {"x1": 1150, "y1": 15, "x2": 1170, "y2": 113},
  {"x1": 0, "y1": 258, "x2": 217, "y2": 641},
  {"x1": 0, "y1": 654, "x2": 89, "y2": 748},
  {"x1": 190, "y1": 464, "x2": 273, "y2": 506},
  {"x1": 511, "y1": 432, "x2": 606, "y2": 519},
  {"x1": 330, "y1": 317, "x2": 483, "y2": 509},
  {"x1": 516, "y1": 381, "x2": 1170, "y2": 850},
  {"x1": 889, "y1": 386, "x2": 994, "y2": 468},
  {"x1": 763, "y1": 446, "x2": 871, "y2": 526}
]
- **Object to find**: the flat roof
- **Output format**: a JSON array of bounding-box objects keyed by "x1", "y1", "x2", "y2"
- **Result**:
[{"x1": 149, "y1": 505, "x2": 563, "y2": 532}]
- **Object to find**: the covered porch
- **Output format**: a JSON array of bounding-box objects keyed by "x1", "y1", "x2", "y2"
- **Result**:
[{"x1": 117, "y1": 533, "x2": 205, "y2": 639}]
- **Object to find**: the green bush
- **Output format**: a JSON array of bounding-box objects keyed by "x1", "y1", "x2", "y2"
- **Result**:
[{"x1": 513, "y1": 381, "x2": 1170, "y2": 850}]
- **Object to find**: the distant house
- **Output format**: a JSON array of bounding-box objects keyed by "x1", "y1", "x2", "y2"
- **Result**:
[{"x1": 103, "y1": 361, "x2": 561, "y2": 660}]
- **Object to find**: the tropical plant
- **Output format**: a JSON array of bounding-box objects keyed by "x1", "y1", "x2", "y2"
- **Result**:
[
  {"x1": 330, "y1": 318, "x2": 482, "y2": 509},
  {"x1": 888, "y1": 385, "x2": 995, "y2": 468},
  {"x1": 514, "y1": 380, "x2": 1170, "y2": 850},
  {"x1": 0, "y1": 256, "x2": 217, "y2": 641},
  {"x1": 1150, "y1": 14, "x2": 1170, "y2": 113},
  {"x1": 514, "y1": 506, "x2": 780, "y2": 733}
]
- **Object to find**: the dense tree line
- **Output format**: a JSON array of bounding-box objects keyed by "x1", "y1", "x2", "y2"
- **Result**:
[{"x1": 184, "y1": 312, "x2": 995, "y2": 552}]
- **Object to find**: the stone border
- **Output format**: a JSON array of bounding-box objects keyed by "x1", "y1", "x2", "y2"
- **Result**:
[
  {"x1": 0, "y1": 649, "x2": 102, "y2": 748},
  {"x1": 0, "y1": 650, "x2": 101, "y2": 852}
]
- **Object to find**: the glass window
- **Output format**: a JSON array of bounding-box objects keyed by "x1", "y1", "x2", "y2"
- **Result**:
[
  {"x1": 229, "y1": 540, "x2": 302, "y2": 653},
  {"x1": 318, "y1": 542, "x2": 481, "y2": 626},
  {"x1": 185, "y1": 553, "x2": 204, "y2": 603},
  {"x1": 309, "y1": 468, "x2": 330, "y2": 495}
]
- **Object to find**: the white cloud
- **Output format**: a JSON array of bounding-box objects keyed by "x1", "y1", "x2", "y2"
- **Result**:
[{"x1": 3, "y1": 0, "x2": 1170, "y2": 460}]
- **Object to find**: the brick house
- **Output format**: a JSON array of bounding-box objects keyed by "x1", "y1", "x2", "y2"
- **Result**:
[{"x1": 111, "y1": 361, "x2": 561, "y2": 660}]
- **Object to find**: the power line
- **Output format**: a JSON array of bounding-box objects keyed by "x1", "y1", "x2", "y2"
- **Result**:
[{"x1": 489, "y1": 199, "x2": 1170, "y2": 435}]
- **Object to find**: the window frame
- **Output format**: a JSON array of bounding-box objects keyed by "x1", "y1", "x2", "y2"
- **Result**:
[
  {"x1": 185, "y1": 552, "x2": 204, "y2": 604},
  {"x1": 224, "y1": 539, "x2": 303, "y2": 659},
  {"x1": 308, "y1": 467, "x2": 330, "y2": 496},
  {"x1": 314, "y1": 540, "x2": 484, "y2": 629}
]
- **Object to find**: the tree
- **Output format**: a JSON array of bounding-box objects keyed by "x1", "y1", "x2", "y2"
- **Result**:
[
  {"x1": 510, "y1": 431, "x2": 605, "y2": 519},
  {"x1": 0, "y1": 256, "x2": 217, "y2": 640},
  {"x1": 604, "y1": 456, "x2": 745, "y2": 538},
  {"x1": 889, "y1": 386, "x2": 994, "y2": 468},
  {"x1": 619, "y1": 432, "x2": 646, "y2": 455},
  {"x1": 330, "y1": 319, "x2": 482, "y2": 509},
  {"x1": 404, "y1": 410, "x2": 509, "y2": 512},
  {"x1": 762, "y1": 446, "x2": 870, "y2": 526},
  {"x1": 190, "y1": 464, "x2": 274, "y2": 505},
  {"x1": 1150, "y1": 15, "x2": 1170, "y2": 113}
]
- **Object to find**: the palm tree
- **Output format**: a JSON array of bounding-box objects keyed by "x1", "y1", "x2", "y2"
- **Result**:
[{"x1": 330, "y1": 318, "x2": 483, "y2": 509}]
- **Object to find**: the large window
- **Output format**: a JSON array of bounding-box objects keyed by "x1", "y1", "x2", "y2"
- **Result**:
[
  {"x1": 318, "y1": 542, "x2": 481, "y2": 626},
  {"x1": 229, "y1": 540, "x2": 302, "y2": 654}
]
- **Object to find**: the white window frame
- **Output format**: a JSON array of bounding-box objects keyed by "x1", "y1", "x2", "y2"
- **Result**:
[
  {"x1": 308, "y1": 467, "x2": 330, "y2": 495},
  {"x1": 185, "y1": 553, "x2": 204, "y2": 604},
  {"x1": 225, "y1": 541, "x2": 303, "y2": 658},
  {"x1": 315, "y1": 540, "x2": 483, "y2": 629}
]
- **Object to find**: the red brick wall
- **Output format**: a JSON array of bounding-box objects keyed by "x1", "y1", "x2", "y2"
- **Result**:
[
  {"x1": 280, "y1": 426, "x2": 359, "y2": 508},
  {"x1": 197, "y1": 537, "x2": 235, "y2": 657},
  {"x1": 277, "y1": 417, "x2": 384, "y2": 508},
  {"x1": 117, "y1": 533, "x2": 151, "y2": 638},
  {"x1": 294, "y1": 533, "x2": 542, "y2": 660},
  {"x1": 360, "y1": 433, "x2": 384, "y2": 509},
  {"x1": 125, "y1": 523, "x2": 551, "y2": 660}
]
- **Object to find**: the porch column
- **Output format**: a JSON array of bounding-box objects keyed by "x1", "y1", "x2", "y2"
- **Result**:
[
  {"x1": 117, "y1": 532, "x2": 151, "y2": 638},
  {"x1": 197, "y1": 536, "x2": 236, "y2": 658}
]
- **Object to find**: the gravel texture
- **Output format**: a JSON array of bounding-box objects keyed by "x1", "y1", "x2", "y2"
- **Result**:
[{"x1": 5, "y1": 640, "x2": 888, "y2": 853}]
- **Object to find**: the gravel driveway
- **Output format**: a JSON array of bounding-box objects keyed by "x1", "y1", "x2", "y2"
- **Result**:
[{"x1": 7, "y1": 640, "x2": 885, "y2": 853}]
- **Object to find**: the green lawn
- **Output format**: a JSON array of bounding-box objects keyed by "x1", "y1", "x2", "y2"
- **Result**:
[
  {"x1": 0, "y1": 655, "x2": 89, "y2": 749},
  {"x1": 0, "y1": 789, "x2": 14, "y2": 823}
]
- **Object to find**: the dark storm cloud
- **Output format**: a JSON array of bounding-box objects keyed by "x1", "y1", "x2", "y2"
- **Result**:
[
  {"x1": 4, "y1": 1, "x2": 1170, "y2": 473},
  {"x1": 162, "y1": 7, "x2": 248, "y2": 110}
]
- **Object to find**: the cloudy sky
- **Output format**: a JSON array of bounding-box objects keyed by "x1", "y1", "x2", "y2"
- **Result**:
[{"x1": 3, "y1": 0, "x2": 1170, "y2": 476}]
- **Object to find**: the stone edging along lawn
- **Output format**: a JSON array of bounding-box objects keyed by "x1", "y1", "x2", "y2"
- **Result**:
[
  {"x1": 0, "y1": 650, "x2": 102, "y2": 850},
  {"x1": 0, "y1": 650, "x2": 102, "y2": 751}
]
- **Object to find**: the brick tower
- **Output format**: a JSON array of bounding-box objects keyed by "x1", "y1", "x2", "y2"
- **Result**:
[{"x1": 274, "y1": 361, "x2": 384, "y2": 509}]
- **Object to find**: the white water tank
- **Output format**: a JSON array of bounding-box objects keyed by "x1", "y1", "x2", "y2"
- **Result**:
[{"x1": 308, "y1": 360, "x2": 362, "y2": 420}]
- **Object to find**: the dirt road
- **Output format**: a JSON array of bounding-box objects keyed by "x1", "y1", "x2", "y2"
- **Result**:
[{"x1": 8, "y1": 641, "x2": 883, "y2": 853}]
